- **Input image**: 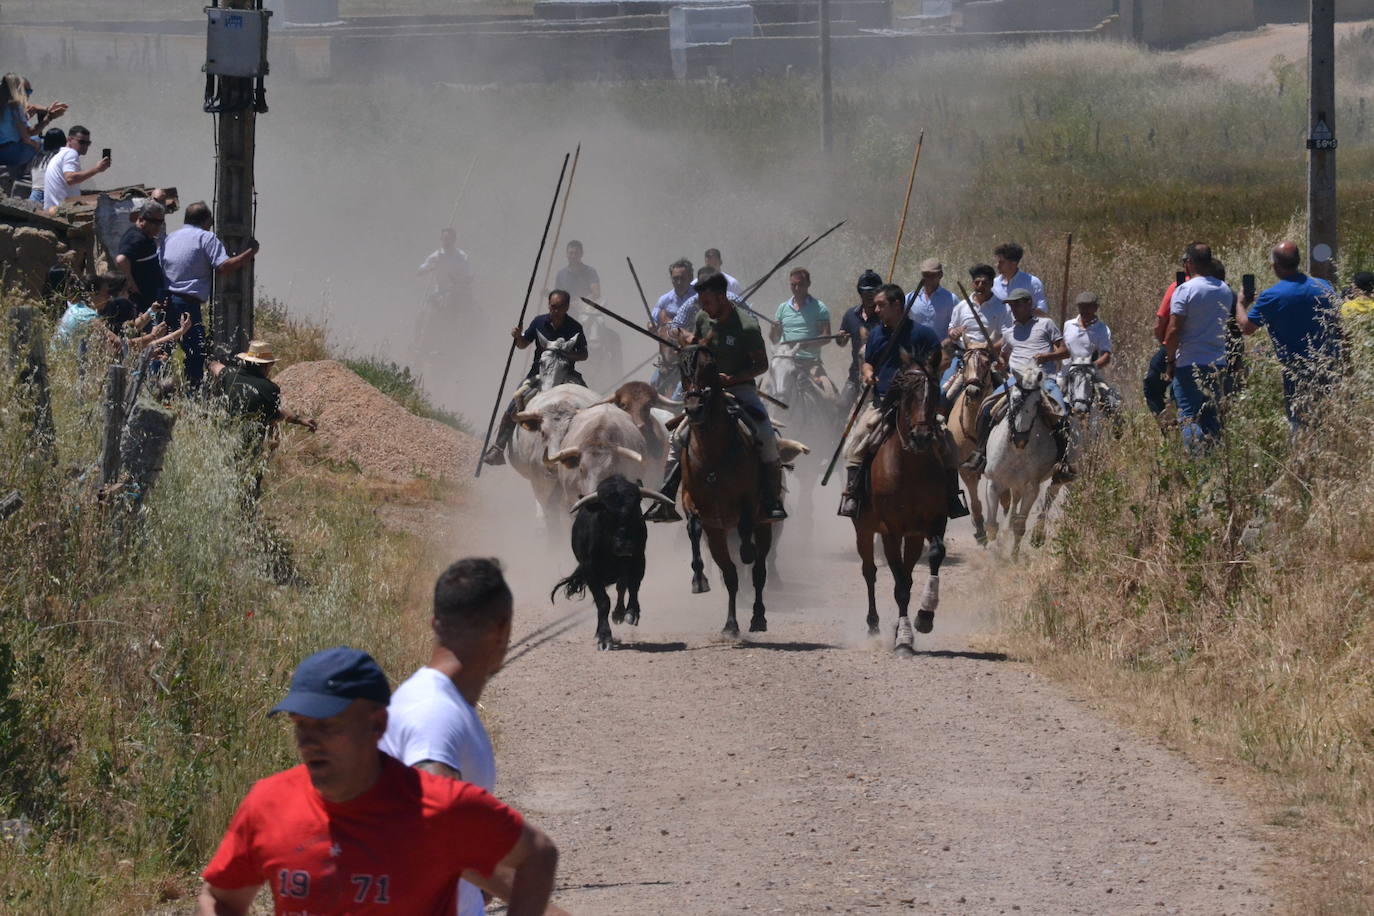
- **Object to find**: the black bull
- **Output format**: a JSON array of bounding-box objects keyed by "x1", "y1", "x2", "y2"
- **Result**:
[{"x1": 551, "y1": 474, "x2": 674, "y2": 650}]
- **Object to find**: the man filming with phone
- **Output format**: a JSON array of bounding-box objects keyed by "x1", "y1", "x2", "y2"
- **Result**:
[{"x1": 41, "y1": 124, "x2": 108, "y2": 214}]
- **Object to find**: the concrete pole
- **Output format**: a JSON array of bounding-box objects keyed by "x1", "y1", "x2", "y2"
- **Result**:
[
  {"x1": 819, "y1": 0, "x2": 833, "y2": 155},
  {"x1": 1307, "y1": 0, "x2": 1337, "y2": 283},
  {"x1": 212, "y1": 0, "x2": 260, "y2": 357}
]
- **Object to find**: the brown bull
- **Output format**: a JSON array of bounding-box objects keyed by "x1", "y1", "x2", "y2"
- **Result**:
[{"x1": 603, "y1": 381, "x2": 679, "y2": 470}]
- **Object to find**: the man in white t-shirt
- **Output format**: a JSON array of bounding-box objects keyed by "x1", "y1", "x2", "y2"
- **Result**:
[
  {"x1": 1060, "y1": 291, "x2": 1120, "y2": 413},
  {"x1": 704, "y1": 247, "x2": 743, "y2": 298},
  {"x1": 1163, "y1": 243, "x2": 1233, "y2": 451},
  {"x1": 991, "y1": 241, "x2": 1049, "y2": 315},
  {"x1": 380, "y1": 558, "x2": 571, "y2": 916},
  {"x1": 43, "y1": 124, "x2": 109, "y2": 214}
]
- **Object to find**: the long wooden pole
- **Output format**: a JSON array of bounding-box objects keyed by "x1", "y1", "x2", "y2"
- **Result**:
[
  {"x1": 541, "y1": 142, "x2": 581, "y2": 295},
  {"x1": 887, "y1": 129, "x2": 925, "y2": 285},
  {"x1": 474, "y1": 153, "x2": 571, "y2": 478},
  {"x1": 626, "y1": 257, "x2": 655, "y2": 323},
  {"x1": 1058, "y1": 231, "x2": 1073, "y2": 328},
  {"x1": 445, "y1": 153, "x2": 480, "y2": 229}
]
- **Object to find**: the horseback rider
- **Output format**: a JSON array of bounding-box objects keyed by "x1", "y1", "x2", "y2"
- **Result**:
[
  {"x1": 1060, "y1": 291, "x2": 1121, "y2": 413},
  {"x1": 961, "y1": 288, "x2": 1075, "y2": 482},
  {"x1": 417, "y1": 227, "x2": 473, "y2": 310},
  {"x1": 650, "y1": 259, "x2": 696, "y2": 393},
  {"x1": 943, "y1": 263, "x2": 1009, "y2": 402},
  {"x1": 837, "y1": 270, "x2": 883, "y2": 401},
  {"x1": 770, "y1": 267, "x2": 837, "y2": 398},
  {"x1": 645, "y1": 271, "x2": 789, "y2": 523},
  {"x1": 482, "y1": 289, "x2": 588, "y2": 466},
  {"x1": 837, "y1": 284, "x2": 971, "y2": 520}
]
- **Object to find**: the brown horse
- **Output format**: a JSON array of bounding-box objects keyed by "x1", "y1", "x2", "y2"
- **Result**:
[
  {"x1": 678, "y1": 344, "x2": 773, "y2": 638},
  {"x1": 947, "y1": 343, "x2": 995, "y2": 545},
  {"x1": 853, "y1": 363, "x2": 949, "y2": 655}
]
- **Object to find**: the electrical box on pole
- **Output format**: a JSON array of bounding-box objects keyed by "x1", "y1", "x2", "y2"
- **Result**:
[
  {"x1": 1307, "y1": 0, "x2": 1337, "y2": 283},
  {"x1": 203, "y1": 1, "x2": 270, "y2": 359}
]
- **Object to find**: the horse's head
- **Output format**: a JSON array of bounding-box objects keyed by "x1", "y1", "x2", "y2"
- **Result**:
[
  {"x1": 678, "y1": 344, "x2": 719, "y2": 420},
  {"x1": 894, "y1": 364, "x2": 938, "y2": 453},
  {"x1": 537, "y1": 333, "x2": 582, "y2": 389},
  {"x1": 1064, "y1": 356, "x2": 1097, "y2": 417},
  {"x1": 959, "y1": 342, "x2": 994, "y2": 401},
  {"x1": 1006, "y1": 364, "x2": 1045, "y2": 449}
]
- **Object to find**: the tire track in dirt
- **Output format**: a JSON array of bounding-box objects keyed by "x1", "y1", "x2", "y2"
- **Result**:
[{"x1": 464, "y1": 476, "x2": 1278, "y2": 914}]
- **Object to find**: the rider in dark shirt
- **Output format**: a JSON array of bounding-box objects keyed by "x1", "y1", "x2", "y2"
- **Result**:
[{"x1": 838, "y1": 270, "x2": 883, "y2": 398}]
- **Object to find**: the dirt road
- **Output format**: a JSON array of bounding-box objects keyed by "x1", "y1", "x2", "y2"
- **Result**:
[
  {"x1": 459, "y1": 473, "x2": 1277, "y2": 915},
  {"x1": 1174, "y1": 19, "x2": 1373, "y2": 84}
]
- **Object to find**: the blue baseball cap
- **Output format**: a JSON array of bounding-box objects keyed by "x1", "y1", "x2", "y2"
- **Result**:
[{"x1": 269, "y1": 647, "x2": 391, "y2": 719}]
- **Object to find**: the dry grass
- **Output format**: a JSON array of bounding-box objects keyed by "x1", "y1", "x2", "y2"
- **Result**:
[
  {"x1": 0, "y1": 295, "x2": 452, "y2": 914},
  {"x1": 998, "y1": 277, "x2": 1374, "y2": 911}
]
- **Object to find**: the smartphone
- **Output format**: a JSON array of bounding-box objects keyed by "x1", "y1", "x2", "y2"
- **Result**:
[
  {"x1": 1174, "y1": 271, "x2": 1186, "y2": 287},
  {"x1": 1242, "y1": 274, "x2": 1255, "y2": 299},
  {"x1": 101, "y1": 148, "x2": 111, "y2": 162}
]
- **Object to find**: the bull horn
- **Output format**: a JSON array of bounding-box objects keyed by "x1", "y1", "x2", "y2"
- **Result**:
[
  {"x1": 612, "y1": 445, "x2": 644, "y2": 464},
  {"x1": 638, "y1": 487, "x2": 676, "y2": 507},
  {"x1": 569, "y1": 493, "x2": 600, "y2": 514},
  {"x1": 514, "y1": 410, "x2": 541, "y2": 423},
  {"x1": 545, "y1": 446, "x2": 582, "y2": 466},
  {"x1": 655, "y1": 394, "x2": 684, "y2": 409}
]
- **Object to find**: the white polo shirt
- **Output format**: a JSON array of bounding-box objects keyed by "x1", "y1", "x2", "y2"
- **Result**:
[{"x1": 1062, "y1": 316, "x2": 1113, "y2": 360}]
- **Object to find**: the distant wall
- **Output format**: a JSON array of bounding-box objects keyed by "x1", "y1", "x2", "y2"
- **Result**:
[
  {"x1": 1119, "y1": 0, "x2": 1255, "y2": 47},
  {"x1": 960, "y1": 0, "x2": 1114, "y2": 33},
  {"x1": 1255, "y1": 0, "x2": 1374, "y2": 23}
]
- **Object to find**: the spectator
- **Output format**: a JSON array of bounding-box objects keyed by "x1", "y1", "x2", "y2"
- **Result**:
[
  {"x1": 116, "y1": 200, "x2": 168, "y2": 311},
  {"x1": 161, "y1": 200, "x2": 258, "y2": 391},
  {"x1": 1145, "y1": 248, "x2": 1198, "y2": 418},
  {"x1": 42, "y1": 124, "x2": 108, "y2": 214},
  {"x1": 1236, "y1": 241, "x2": 1344, "y2": 432},
  {"x1": 0, "y1": 73, "x2": 40, "y2": 182},
  {"x1": 25, "y1": 128, "x2": 65, "y2": 205},
  {"x1": 905, "y1": 258, "x2": 957, "y2": 338},
  {"x1": 703, "y1": 247, "x2": 744, "y2": 298},
  {"x1": 991, "y1": 241, "x2": 1049, "y2": 314},
  {"x1": 1342, "y1": 271, "x2": 1374, "y2": 322},
  {"x1": 1163, "y1": 243, "x2": 1231, "y2": 451},
  {"x1": 195, "y1": 647, "x2": 559, "y2": 916},
  {"x1": 208, "y1": 339, "x2": 315, "y2": 502},
  {"x1": 380, "y1": 558, "x2": 572, "y2": 916}
]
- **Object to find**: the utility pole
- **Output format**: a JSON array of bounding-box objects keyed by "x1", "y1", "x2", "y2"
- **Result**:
[
  {"x1": 819, "y1": 0, "x2": 833, "y2": 155},
  {"x1": 1307, "y1": 0, "x2": 1337, "y2": 283},
  {"x1": 204, "y1": 0, "x2": 270, "y2": 356}
]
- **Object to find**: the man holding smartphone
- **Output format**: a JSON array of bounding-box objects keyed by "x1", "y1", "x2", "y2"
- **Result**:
[{"x1": 42, "y1": 124, "x2": 108, "y2": 213}]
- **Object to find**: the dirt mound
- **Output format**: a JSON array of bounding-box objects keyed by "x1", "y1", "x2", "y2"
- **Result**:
[{"x1": 276, "y1": 359, "x2": 479, "y2": 482}]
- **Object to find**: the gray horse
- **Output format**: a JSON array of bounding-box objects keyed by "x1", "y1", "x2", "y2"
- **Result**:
[{"x1": 983, "y1": 366, "x2": 1063, "y2": 558}]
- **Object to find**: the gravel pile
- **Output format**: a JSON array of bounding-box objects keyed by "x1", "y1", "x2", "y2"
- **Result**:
[{"x1": 276, "y1": 359, "x2": 478, "y2": 482}]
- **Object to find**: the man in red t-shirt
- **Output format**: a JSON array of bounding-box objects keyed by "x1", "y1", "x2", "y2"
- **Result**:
[
  {"x1": 196, "y1": 647, "x2": 559, "y2": 916},
  {"x1": 1143, "y1": 249, "x2": 1197, "y2": 419}
]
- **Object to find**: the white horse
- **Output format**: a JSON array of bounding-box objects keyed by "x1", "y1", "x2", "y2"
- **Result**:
[{"x1": 983, "y1": 365, "x2": 1063, "y2": 558}]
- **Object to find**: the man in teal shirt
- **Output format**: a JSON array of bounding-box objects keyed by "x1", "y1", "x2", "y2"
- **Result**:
[{"x1": 771, "y1": 267, "x2": 837, "y2": 397}]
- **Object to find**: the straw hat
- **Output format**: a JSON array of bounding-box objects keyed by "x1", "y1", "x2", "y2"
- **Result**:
[{"x1": 236, "y1": 340, "x2": 278, "y2": 364}]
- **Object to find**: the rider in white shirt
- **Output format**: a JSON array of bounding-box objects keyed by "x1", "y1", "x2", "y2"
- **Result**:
[
  {"x1": 1060, "y1": 291, "x2": 1122, "y2": 415},
  {"x1": 992, "y1": 241, "x2": 1049, "y2": 315}
]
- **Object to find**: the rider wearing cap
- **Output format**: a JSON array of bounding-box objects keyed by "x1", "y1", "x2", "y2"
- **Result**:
[
  {"x1": 837, "y1": 270, "x2": 884, "y2": 401},
  {"x1": 837, "y1": 284, "x2": 970, "y2": 520},
  {"x1": 962, "y1": 287, "x2": 1075, "y2": 483},
  {"x1": 645, "y1": 271, "x2": 788, "y2": 523}
]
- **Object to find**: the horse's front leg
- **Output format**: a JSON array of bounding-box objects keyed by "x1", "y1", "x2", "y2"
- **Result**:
[
  {"x1": 749, "y1": 524, "x2": 772, "y2": 632},
  {"x1": 687, "y1": 513, "x2": 710, "y2": 594},
  {"x1": 916, "y1": 534, "x2": 944, "y2": 634},
  {"x1": 704, "y1": 526, "x2": 740, "y2": 638},
  {"x1": 882, "y1": 534, "x2": 914, "y2": 655},
  {"x1": 1031, "y1": 480, "x2": 1063, "y2": 550},
  {"x1": 856, "y1": 524, "x2": 880, "y2": 636},
  {"x1": 961, "y1": 467, "x2": 987, "y2": 546}
]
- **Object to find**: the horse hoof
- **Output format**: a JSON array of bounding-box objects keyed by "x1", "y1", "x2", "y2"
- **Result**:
[
  {"x1": 626, "y1": 612, "x2": 640, "y2": 626},
  {"x1": 749, "y1": 615, "x2": 767, "y2": 633},
  {"x1": 692, "y1": 577, "x2": 711, "y2": 595},
  {"x1": 892, "y1": 643, "x2": 916, "y2": 657},
  {"x1": 916, "y1": 610, "x2": 935, "y2": 634},
  {"x1": 722, "y1": 624, "x2": 741, "y2": 639},
  {"x1": 867, "y1": 623, "x2": 880, "y2": 637},
  {"x1": 894, "y1": 617, "x2": 915, "y2": 650},
  {"x1": 597, "y1": 636, "x2": 613, "y2": 651},
  {"x1": 611, "y1": 610, "x2": 626, "y2": 624}
]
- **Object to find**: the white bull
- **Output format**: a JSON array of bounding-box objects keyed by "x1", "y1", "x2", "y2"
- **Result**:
[
  {"x1": 546, "y1": 403, "x2": 653, "y2": 508},
  {"x1": 510, "y1": 383, "x2": 601, "y2": 530}
]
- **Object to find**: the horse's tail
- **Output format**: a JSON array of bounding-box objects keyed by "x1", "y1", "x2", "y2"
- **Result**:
[{"x1": 550, "y1": 568, "x2": 589, "y2": 604}]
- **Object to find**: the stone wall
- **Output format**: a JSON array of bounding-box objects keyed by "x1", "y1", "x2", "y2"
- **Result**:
[{"x1": 1119, "y1": 0, "x2": 1255, "y2": 47}]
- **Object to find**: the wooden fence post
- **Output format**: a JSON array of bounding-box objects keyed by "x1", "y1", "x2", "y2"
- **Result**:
[
  {"x1": 6, "y1": 306, "x2": 55, "y2": 462},
  {"x1": 100, "y1": 364, "x2": 129, "y2": 486},
  {"x1": 118, "y1": 403, "x2": 176, "y2": 508},
  {"x1": 0, "y1": 490, "x2": 21, "y2": 521}
]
